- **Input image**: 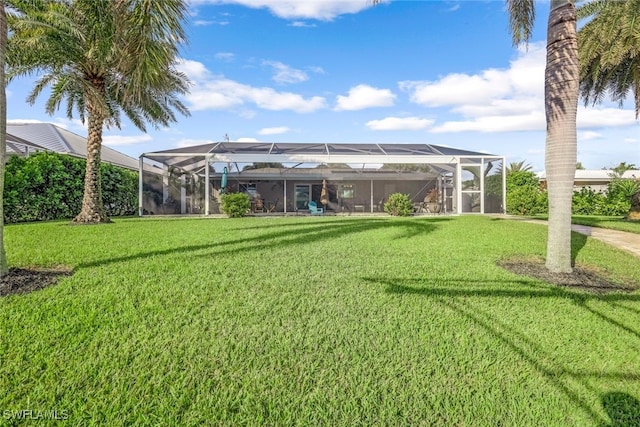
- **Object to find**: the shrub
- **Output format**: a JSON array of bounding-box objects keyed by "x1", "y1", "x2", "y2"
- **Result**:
[
  {"x1": 4, "y1": 151, "x2": 138, "y2": 223},
  {"x1": 572, "y1": 187, "x2": 606, "y2": 215},
  {"x1": 384, "y1": 193, "x2": 413, "y2": 216},
  {"x1": 220, "y1": 192, "x2": 251, "y2": 218},
  {"x1": 506, "y1": 171, "x2": 548, "y2": 215}
]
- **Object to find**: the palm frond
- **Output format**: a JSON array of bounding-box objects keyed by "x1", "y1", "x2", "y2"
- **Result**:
[{"x1": 506, "y1": 0, "x2": 536, "y2": 46}]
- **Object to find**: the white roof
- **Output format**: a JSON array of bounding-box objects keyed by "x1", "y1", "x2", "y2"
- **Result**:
[{"x1": 7, "y1": 123, "x2": 140, "y2": 171}]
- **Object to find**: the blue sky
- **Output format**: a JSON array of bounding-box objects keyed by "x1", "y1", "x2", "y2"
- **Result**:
[{"x1": 7, "y1": 0, "x2": 639, "y2": 171}]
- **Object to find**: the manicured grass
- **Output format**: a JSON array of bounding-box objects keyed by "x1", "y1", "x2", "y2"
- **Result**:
[
  {"x1": 531, "y1": 214, "x2": 640, "y2": 234},
  {"x1": 571, "y1": 215, "x2": 640, "y2": 234},
  {"x1": 1, "y1": 216, "x2": 639, "y2": 426}
]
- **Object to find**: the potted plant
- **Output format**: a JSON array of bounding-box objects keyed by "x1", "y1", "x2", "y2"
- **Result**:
[{"x1": 424, "y1": 188, "x2": 441, "y2": 213}]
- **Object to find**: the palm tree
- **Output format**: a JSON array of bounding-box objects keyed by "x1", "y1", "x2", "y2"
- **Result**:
[
  {"x1": 506, "y1": 161, "x2": 533, "y2": 175},
  {"x1": 0, "y1": 1, "x2": 7, "y2": 275},
  {"x1": 508, "y1": 1, "x2": 579, "y2": 273},
  {"x1": 578, "y1": 0, "x2": 640, "y2": 118},
  {"x1": 6, "y1": 0, "x2": 190, "y2": 224}
]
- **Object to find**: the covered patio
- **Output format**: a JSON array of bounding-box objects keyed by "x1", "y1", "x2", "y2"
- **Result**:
[{"x1": 138, "y1": 142, "x2": 505, "y2": 216}]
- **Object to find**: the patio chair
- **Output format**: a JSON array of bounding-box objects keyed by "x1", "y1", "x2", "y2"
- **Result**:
[
  {"x1": 308, "y1": 201, "x2": 324, "y2": 215},
  {"x1": 268, "y1": 198, "x2": 279, "y2": 213},
  {"x1": 253, "y1": 198, "x2": 265, "y2": 213}
]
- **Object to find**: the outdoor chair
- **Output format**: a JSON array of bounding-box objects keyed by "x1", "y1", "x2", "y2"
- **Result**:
[
  {"x1": 253, "y1": 198, "x2": 265, "y2": 213},
  {"x1": 308, "y1": 201, "x2": 324, "y2": 215}
]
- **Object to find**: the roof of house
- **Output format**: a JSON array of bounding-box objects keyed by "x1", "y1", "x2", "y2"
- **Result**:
[
  {"x1": 7, "y1": 123, "x2": 140, "y2": 171},
  {"x1": 143, "y1": 141, "x2": 502, "y2": 175}
]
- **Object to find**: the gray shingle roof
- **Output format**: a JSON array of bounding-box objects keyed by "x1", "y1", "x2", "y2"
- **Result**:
[{"x1": 7, "y1": 123, "x2": 140, "y2": 171}]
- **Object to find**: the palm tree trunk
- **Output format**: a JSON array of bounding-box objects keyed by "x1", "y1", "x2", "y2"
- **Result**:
[
  {"x1": 544, "y1": 0, "x2": 578, "y2": 273},
  {"x1": 0, "y1": 2, "x2": 8, "y2": 275},
  {"x1": 73, "y1": 106, "x2": 110, "y2": 224}
]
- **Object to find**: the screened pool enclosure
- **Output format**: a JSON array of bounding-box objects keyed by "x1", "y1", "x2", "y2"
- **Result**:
[{"x1": 138, "y1": 142, "x2": 505, "y2": 216}]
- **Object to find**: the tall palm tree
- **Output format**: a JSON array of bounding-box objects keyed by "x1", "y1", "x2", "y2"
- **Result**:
[
  {"x1": 0, "y1": 1, "x2": 7, "y2": 275},
  {"x1": 508, "y1": 1, "x2": 579, "y2": 273},
  {"x1": 6, "y1": 0, "x2": 190, "y2": 224},
  {"x1": 578, "y1": 0, "x2": 640, "y2": 118}
]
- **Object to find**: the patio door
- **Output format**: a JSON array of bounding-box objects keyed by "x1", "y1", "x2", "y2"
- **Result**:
[{"x1": 294, "y1": 184, "x2": 310, "y2": 210}]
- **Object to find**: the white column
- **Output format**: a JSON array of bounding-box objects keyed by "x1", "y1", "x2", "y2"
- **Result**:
[
  {"x1": 205, "y1": 155, "x2": 210, "y2": 215},
  {"x1": 283, "y1": 179, "x2": 287, "y2": 213},
  {"x1": 455, "y1": 161, "x2": 462, "y2": 214},
  {"x1": 370, "y1": 179, "x2": 374, "y2": 212},
  {"x1": 480, "y1": 157, "x2": 485, "y2": 214},
  {"x1": 138, "y1": 156, "x2": 144, "y2": 216},
  {"x1": 180, "y1": 175, "x2": 187, "y2": 214},
  {"x1": 162, "y1": 165, "x2": 169, "y2": 203}
]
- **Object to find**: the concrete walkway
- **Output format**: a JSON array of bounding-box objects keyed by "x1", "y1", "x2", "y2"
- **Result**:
[
  {"x1": 520, "y1": 218, "x2": 640, "y2": 258},
  {"x1": 569, "y1": 224, "x2": 640, "y2": 258}
]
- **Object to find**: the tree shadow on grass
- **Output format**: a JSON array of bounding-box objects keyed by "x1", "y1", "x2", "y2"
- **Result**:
[
  {"x1": 490, "y1": 217, "x2": 590, "y2": 265},
  {"x1": 78, "y1": 217, "x2": 451, "y2": 270},
  {"x1": 365, "y1": 275, "x2": 640, "y2": 425},
  {"x1": 600, "y1": 392, "x2": 640, "y2": 427}
]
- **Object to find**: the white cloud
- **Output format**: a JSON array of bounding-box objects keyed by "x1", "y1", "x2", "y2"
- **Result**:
[
  {"x1": 578, "y1": 131, "x2": 603, "y2": 142},
  {"x1": 263, "y1": 60, "x2": 308, "y2": 84},
  {"x1": 624, "y1": 138, "x2": 638, "y2": 144},
  {"x1": 235, "y1": 137, "x2": 260, "y2": 142},
  {"x1": 576, "y1": 107, "x2": 637, "y2": 128},
  {"x1": 399, "y1": 42, "x2": 636, "y2": 134},
  {"x1": 366, "y1": 116, "x2": 434, "y2": 131},
  {"x1": 335, "y1": 84, "x2": 396, "y2": 111},
  {"x1": 430, "y1": 111, "x2": 544, "y2": 133},
  {"x1": 215, "y1": 52, "x2": 235, "y2": 62},
  {"x1": 258, "y1": 126, "x2": 290, "y2": 135},
  {"x1": 289, "y1": 21, "x2": 316, "y2": 28},
  {"x1": 103, "y1": 134, "x2": 152, "y2": 146},
  {"x1": 177, "y1": 58, "x2": 211, "y2": 81},
  {"x1": 195, "y1": 0, "x2": 388, "y2": 21},
  {"x1": 179, "y1": 59, "x2": 327, "y2": 113},
  {"x1": 8, "y1": 119, "x2": 46, "y2": 124}
]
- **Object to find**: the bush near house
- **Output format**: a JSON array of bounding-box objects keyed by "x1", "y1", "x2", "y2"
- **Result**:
[
  {"x1": 506, "y1": 171, "x2": 548, "y2": 215},
  {"x1": 220, "y1": 192, "x2": 251, "y2": 218},
  {"x1": 384, "y1": 192, "x2": 413, "y2": 216},
  {"x1": 506, "y1": 170, "x2": 639, "y2": 217},
  {"x1": 4, "y1": 152, "x2": 138, "y2": 223}
]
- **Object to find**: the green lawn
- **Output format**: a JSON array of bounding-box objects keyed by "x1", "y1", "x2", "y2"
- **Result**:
[
  {"x1": 531, "y1": 214, "x2": 640, "y2": 234},
  {"x1": 1, "y1": 216, "x2": 639, "y2": 426},
  {"x1": 570, "y1": 215, "x2": 640, "y2": 234}
]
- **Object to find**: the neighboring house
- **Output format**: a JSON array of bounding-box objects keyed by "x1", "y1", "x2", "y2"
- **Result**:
[
  {"x1": 7, "y1": 122, "x2": 140, "y2": 171},
  {"x1": 537, "y1": 169, "x2": 640, "y2": 192}
]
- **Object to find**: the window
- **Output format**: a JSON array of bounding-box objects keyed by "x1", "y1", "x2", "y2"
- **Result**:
[{"x1": 339, "y1": 184, "x2": 355, "y2": 199}]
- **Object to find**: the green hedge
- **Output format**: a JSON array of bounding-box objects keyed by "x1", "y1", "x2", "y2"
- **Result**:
[
  {"x1": 506, "y1": 170, "x2": 639, "y2": 216},
  {"x1": 4, "y1": 152, "x2": 138, "y2": 223}
]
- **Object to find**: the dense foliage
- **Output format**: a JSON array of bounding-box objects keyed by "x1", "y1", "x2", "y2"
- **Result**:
[
  {"x1": 384, "y1": 192, "x2": 413, "y2": 217},
  {"x1": 4, "y1": 152, "x2": 138, "y2": 223},
  {"x1": 506, "y1": 170, "x2": 639, "y2": 216},
  {"x1": 220, "y1": 192, "x2": 251, "y2": 218},
  {"x1": 506, "y1": 171, "x2": 548, "y2": 215}
]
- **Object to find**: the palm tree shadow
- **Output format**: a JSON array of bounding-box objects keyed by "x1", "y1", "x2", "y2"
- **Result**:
[
  {"x1": 600, "y1": 392, "x2": 640, "y2": 427},
  {"x1": 571, "y1": 230, "x2": 589, "y2": 265}
]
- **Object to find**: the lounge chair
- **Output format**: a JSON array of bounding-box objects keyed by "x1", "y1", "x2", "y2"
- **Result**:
[{"x1": 308, "y1": 201, "x2": 324, "y2": 215}]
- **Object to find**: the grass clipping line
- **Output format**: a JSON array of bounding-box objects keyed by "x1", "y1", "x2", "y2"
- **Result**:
[
  {"x1": 0, "y1": 268, "x2": 73, "y2": 297},
  {"x1": 498, "y1": 259, "x2": 638, "y2": 295}
]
